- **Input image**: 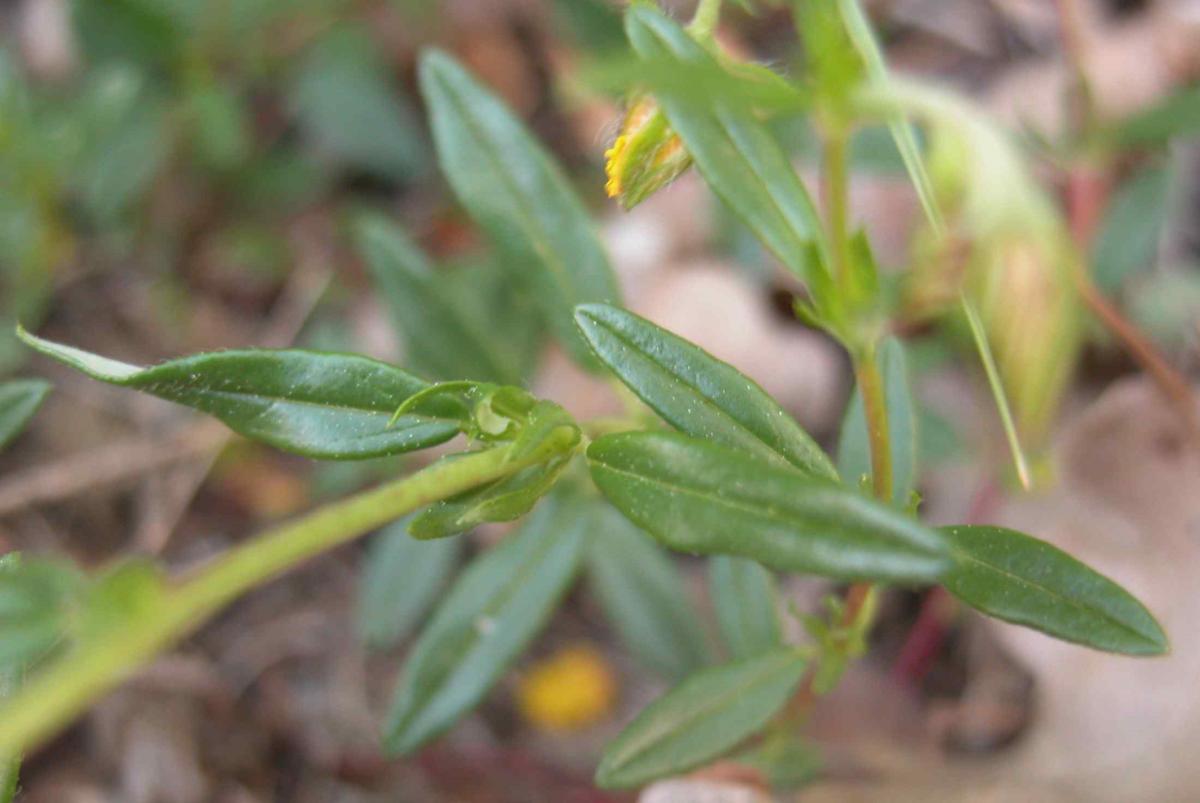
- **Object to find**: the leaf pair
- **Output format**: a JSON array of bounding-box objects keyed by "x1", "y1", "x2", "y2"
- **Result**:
[
  {"x1": 575, "y1": 302, "x2": 1167, "y2": 656},
  {"x1": 576, "y1": 303, "x2": 943, "y2": 582}
]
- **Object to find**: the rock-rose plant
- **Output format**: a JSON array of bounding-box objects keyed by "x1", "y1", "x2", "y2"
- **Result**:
[{"x1": 0, "y1": 1, "x2": 1168, "y2": 796}]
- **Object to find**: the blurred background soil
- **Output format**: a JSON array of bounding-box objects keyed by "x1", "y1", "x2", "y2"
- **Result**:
[{"x1": 1, "y1": 0, "x2": 1199, "y2": 800}]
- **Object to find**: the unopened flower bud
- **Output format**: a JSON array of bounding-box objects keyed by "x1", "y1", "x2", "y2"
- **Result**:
[
  {"x1": 972, "y1": 236, "x2": 1081, "y2": 448},
  {"x1": 604, "y1": 95, "x2": 692, "y2": 210}
]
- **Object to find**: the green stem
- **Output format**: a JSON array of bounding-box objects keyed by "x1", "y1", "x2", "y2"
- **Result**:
[
  {"x1": 687, "y1": 0, "x2": 723, "y2": 40},
  {"x1": 825, "y1": 130, "x2": 854, "y2": 280},
  {"x1": 823, "y1": 126, "x2": 852, "y2": 295},
  {"x1": 832, "y1": 350, "x2": 892, "y2": 648},
  {"x1": 854, "y1": 350, "x2": 893, "y2": 503},
  {"x1": 783, "y1": 135, "x2": 888, "y2": 723},
  {"x1": 0, "y1": 446, "x2": 541, "y2": 756}
]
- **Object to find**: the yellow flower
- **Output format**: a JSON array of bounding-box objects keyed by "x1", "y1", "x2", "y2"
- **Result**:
[
  {"x1": 516, "y1": 643, "x2": 617, "y2": 731},
  {"x1": 604, "y1": 95, "x2": 692, "y2": 210}
]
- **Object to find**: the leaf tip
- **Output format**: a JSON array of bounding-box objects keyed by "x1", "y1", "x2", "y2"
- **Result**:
[
  {"x1": 14, "y1": 323, "x2": 35, "y2": 348},
  {"x1": 572, "y1": 302, "x2": 615, "y2": 350},
  {"x1": 416, "y1": 47, "x2": 460, "y2": 98},
  {"x1": 572, "y1": 301, "x2": 608, "y2": 328},
  {"x1": 1137, "y1": 616, "x2": 1170, "y2": 657}
]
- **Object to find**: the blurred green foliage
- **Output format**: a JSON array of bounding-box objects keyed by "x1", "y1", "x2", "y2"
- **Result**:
[{"x1": 0, "y1": 0, "x2": 436, "y2": 374}]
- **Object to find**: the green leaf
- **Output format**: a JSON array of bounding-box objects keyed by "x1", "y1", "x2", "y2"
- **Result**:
[
  {"x1": 290, "y1": 26, "x2": 427, "y2": 180},
  {"x1": 441, "y1": 259, "x2": 544, "y2": 383},
  {"x1": 0, "y1": 379, "x2": 50, "y2": 451},
  {"x1": 354, "y1": 214, "x2": 523, "y2": 384},
  {"x1": 587, "y1": 504, "x2": 711, "y2": 679},
  {"x1": 588, "y1": 431, "x2": 951, "y2": 584},
  {"x1": 385, "y1": 494, "x2": 588, "y2": 753},
  {"x1": 595, "y1": 648, "x2": 808, "y2": 789},
  {"x1": 187, "y1": 80, "x2": 251, "y2": 171},
  {"x1": 624, "y1": 7, "x2": 828, "y2": 283},
  {"x1": 575, "y1": 303, "x2": 836, "y2": 479},
  {"x1": 17, "y1": 328, "x2": 460, "y2": 460},
  {"x1": 1093, "y1": 166, "x2": 1168, "y2": 292},
  {"x1": 552, "y1": 0, "x2": 626, "y2": 53},
  {"x1": 71, "y1": 66, "x2": 169, "y2": 224},
  {"x1": 418, "y1": 50, "x2": 620, "y2": 369},
  {"x1": 1129, "y1": 272, "x2": 1200, "y2": 350},
  {"x1": 941, "y1": 525, "x2": 1168, "y2": 656},
  {"x1": 732, "y1": 731, "x2": 822, "y2": 790},
  {"x1": 0, "y1": 556, "x2": 83, "y2": 672},
  {"x1": 72, "y1": 0, "x2": 183, "y2": 70},
  {"x1": 357, "y1": 519, "x2": 462, "y2": 649},
  {"x1": 837, "y1": 337, "x2": 916, "y2": 505},
  {"x1": 408, "y1": 455, "x2": 573, "y2": 540},
  {"x1": 708, "y1": 557, "x2": 781, "y2": 659},
  {"x1": 1106, "y1": 85, "x2": 1200, "y2": 149}
]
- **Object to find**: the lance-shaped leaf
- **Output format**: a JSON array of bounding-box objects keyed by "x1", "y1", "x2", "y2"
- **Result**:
[
  {"x1": 595, "y1": 648, "x2": 808, "y2": 789},
  {"x1": 575, "y1": 303, "x2": 836, "y2": 479},
  {"x1": 941, "y1": 525, "x2": 1168, "y2": 656},
  {"x1": 385, "y1": 494, "x2": 588, "y2": 753},
  {"x1": 837, "y1": 337, "x2": 916, "y2": 505},
  {"x1": 357, "y1": 520, "x2": 462, "y2": 649},
  {"x1": 17, "y1": 328, "x2": 460, "y2": 460},
  {"x1": 588, "y1": 431, "x2": 950, "y2": 584},
  {"x1": 0, "y1": 379, "x2": 50, "y2": 451},
  {"x1": 587, "y1": 504, "x2": 711, "y2": 679},
  {"x1": 624, "y1": 7, "x2": 827, "y2": 282},
  {"x1": 418, "y1": 50, "x2": 620, "y2": 369},
  {"x1": 709, "y1": 557, "x2": 781, "y2": 659},
  {"x1": 354, "y1": 214, "x2": 521, "y2": 384}
]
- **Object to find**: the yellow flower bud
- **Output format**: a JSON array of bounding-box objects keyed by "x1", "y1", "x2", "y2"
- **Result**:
[{"x1": 604, "y1": 95, "x2": 692, "y2": 210}]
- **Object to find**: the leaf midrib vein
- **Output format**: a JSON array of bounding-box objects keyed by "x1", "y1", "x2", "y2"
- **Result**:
[{"x1": 952, "y1": 549, "x2": 1151, "y2": 644}]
